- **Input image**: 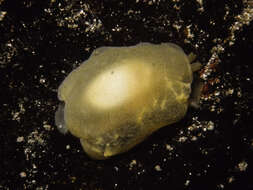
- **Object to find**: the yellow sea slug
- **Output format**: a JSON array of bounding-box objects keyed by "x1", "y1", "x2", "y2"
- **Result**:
[{"x1": 55, "y1": 42, "x2": 201, "y2": 159}]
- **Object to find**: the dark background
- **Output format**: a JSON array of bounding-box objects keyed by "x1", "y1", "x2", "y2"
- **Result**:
[{"x1": 1, "y1": 0, "x2": 253, "y2": 189}]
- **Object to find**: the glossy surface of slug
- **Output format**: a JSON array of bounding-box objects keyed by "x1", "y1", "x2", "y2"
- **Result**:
[{"x1": 56, "y1": 42, "x2": 193, "y2": 159}]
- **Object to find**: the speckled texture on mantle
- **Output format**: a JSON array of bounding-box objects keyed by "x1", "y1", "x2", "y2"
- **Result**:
[{"x1": 1, "y1": 0, "x2": 253, "y2": 189}]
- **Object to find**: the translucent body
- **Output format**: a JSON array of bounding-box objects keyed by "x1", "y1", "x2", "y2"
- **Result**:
[{"x1": 56, "y1": 42, "x2": 193, "y2": 159}]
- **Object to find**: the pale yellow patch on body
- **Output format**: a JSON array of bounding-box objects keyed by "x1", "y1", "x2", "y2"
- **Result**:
[{"x1": 84, "y1": 61, "x2": 152, "y2": 109}]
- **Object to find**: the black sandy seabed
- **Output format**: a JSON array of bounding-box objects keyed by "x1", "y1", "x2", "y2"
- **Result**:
[{"x1": 1, "y1": 0, "x2": 253, "y2": 189}]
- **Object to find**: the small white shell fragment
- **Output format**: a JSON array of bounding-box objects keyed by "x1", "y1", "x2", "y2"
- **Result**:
[{"x1": 55, "y1": 42, "x2": 195, "y2": 159}]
